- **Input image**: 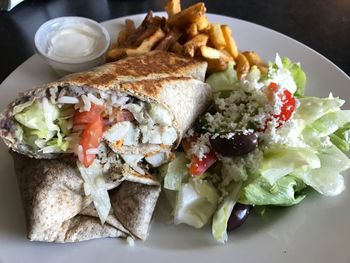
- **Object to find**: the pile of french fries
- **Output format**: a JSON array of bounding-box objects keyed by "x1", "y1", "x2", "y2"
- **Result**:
[{"x1": 106, "y1": 0, "x2": 267, "y2": 77}]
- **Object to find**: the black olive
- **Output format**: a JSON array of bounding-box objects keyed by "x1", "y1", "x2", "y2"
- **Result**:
[
  {"x1": 227, "y1": 203, "x2": 252, "y2": 231},
  {"x1": 209, "y1": 131, "x2": 258, "y2": 157}
]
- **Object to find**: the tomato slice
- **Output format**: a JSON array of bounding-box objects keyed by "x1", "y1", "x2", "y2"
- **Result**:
[
  {"x1": 189, "y1": 149, "x2": 217, "y2": 176},
  {"x1": 74, "y1": 104, "x2": 104, "y2": 125},
  {"x1": 80, "y1": 116, "x2": 104, "y2": 167},
  {"x1": 263, "y1": 82, "x2": 296, "y2": 128}
]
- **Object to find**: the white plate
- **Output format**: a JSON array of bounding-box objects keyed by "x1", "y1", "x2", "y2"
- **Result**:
[{"x1": 0, "y1": 13, "x2": 350, "y2": 263}]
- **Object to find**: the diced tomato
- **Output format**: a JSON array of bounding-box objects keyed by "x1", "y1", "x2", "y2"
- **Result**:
[
  {"x1": 74, "y1": 104, "x2": 104, "y2": 125},
  {"x1": 189, "y1": 149, "x2": 217, "y2": 176},
  {"x1": 80, "y1": 116, "x2": 104, "y2": 168},
  {"x1": 263, "y1": 82, "x2": 296, "y2": 129}
]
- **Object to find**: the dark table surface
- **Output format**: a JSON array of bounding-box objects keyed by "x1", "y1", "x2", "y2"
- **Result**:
[{"x1": 0, "y1": 0, "x2": 349, "y2": 83}]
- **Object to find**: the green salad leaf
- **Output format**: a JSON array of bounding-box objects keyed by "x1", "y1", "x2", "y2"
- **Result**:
[
  {"x1": 162, "y1": 152, "x2": 189, "y2": 191},
  {"x1": 329, "y1": 122, "x2": 350, "y2": 152},
  {"x1": 14, "y1": 98, "x2": 71, "y2": 152},
  {"x1": 281, "y1": 57, "x2": 307, "y2": 97},
  {"x1": 206, "y1": 61, "x2": 237, "y2": 93},
  {"x1": 174, "y1": 179, "x2": 219, "y2": 228},
  {"x1": 212, "y1": 182, "x2": 241, "y2": 243},
  {"x1": 239, "y1": 175, "x2": 307, "y2": 206}
]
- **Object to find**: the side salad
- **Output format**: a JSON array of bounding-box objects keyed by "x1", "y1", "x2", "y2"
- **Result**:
[{"x1": 160, "y1": 54, "x2": 350, "y2": 243}]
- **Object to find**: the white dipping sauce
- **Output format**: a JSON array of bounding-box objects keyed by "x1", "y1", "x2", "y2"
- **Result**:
[
  {"x1": 46, "y1": 22, "x2": 105, "y2": 62},
  {"x1": 35, "y1": 16, "x2": 110, "y2": 76}
]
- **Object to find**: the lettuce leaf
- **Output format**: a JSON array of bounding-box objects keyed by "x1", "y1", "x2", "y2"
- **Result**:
[
  {"x1": 206, "y1": 61, "x2": 237, "y2": 93},
  {"x1": 14, "y1": 99, "x2": 54, "y2": 132},
  {"x1": 174, "y1": 179, "x2": 219, "y2": 228},
  {"x1": 212, "y1": 182, "x2": 241, "y2": 243},
  {"x1": 294, "y1": 96, "x2": 345, "y2": 125},
  {"x1": 281, "y1": 57, "x2": 306, "y2": 97},
  {"x1": 162, "y1": 152, "x2": 189, "y2": 191},
  {"x1": 330, "y1": 122, "x2": 350, "y2": 152},
  {"x1": 294, "y1": 143, "x2": 350, "y2": 196},
  {"x1": 260, "y1": 146, "x2": 320, "y2": 184},
  {"x1": 239, "y1": 175, "x2": 307, "y2": 206}
]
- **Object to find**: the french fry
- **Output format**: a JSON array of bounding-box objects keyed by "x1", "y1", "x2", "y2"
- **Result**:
[
  {"x1": 117, "y1": 19, "x2": 136, "y2": 47},
  {"x1": 167, "y1": 2, "x2": 206, "y2": 27},
  {"x1": 206, "y1": 58, "x2": 228, "y2": 73},
  {"x1": 155, "y1": 28, "x2": 182, "y2": 50},
  {"x1": 221, "y1": 25, "x2": 238, "y2": 59},
  {"x1": 242, "y1": 51, "x2": 265, "y2": 67},
  {"x1": 125, "y1": 48, "x2": 148, "y2": 57},
  {"x1": 133, "y1": 18, "x2": 164, "y2": 46},
  {"x1": 116, "y1": 30, "x2": 128, "y2": 48},
  {"x1": 186, "y1": 23, "x2": 198, "y2": 38},
  {"x1": 258, "y1": 65, "x2": 268, "y2": 76},
  {"x1": 108, "y1": 1, "x2": 268, "y2": 75},
  {"x1": 165, "y1": 0, "x2": 181, "y2": 17},
  {"x1": 200, "y1": 45, "x2": 220, "y2": 59},
  {"x1": 183, "y1": 34, "x2": 209, "y2": 57},
  {"x1": 169, "y1": 41, "x2": 184, "y2": 54},
  {"x1": 235, "y1": 53, "x2": 250, "y2": 80},
  {"x1": 209, "y1": 24, "x2": 226, "y2": 50},
  {"x1": 126, "y1": 27, "x2": 166, "y2": 56},
  {"x1": 241, "y1": 51, "x2": 268, "y2": 76},
  {"x1": 220, "y1": 49, "x2": 235, "y2": 60},
  {"x1": 106, "y1": 48, "x2": 127, "y2": 62},
  {"x1": 200, "y1": 46, "x2": 232, "y2": 61},
  {"x1": 194, "y1": 15, "x2": 209, "y2": 31}
]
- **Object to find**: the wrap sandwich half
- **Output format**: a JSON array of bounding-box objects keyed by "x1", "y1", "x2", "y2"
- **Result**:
[
  {"x1": 12, "y1": 152, "x2": 160, "y2": 242},
  {"x1": 0, "y1": 50, "x2": 212, "y2": 231}
]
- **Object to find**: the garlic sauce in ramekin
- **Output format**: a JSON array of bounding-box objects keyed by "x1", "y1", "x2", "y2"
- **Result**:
[{"x1": 35, "y1": 17, "x2": 110, "y2": 76}]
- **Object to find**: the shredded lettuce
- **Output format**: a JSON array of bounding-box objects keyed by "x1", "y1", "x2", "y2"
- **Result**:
[
  {"x1": 15, "y1": 99, "x2": 57, "y2": 133},
  {"x1": 77, "y1": 160, "x2": 111, "y2": 224},
  {"x1": 14, "y1": 99, "x2": 72, "y2": 152}
]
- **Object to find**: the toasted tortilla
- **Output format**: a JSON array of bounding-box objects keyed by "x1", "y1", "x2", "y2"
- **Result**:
[
  {"x1": 0, "y1": 51, "x2": 211, "y2": 159},
  {"x1": 110, "y1": 181, "x2": 161, "y2": 240},
  {"x1": 12, "y1": 152, "x2": 160, "y2": 242}
]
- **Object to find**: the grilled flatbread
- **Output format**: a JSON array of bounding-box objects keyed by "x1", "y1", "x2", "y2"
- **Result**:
[
  {"x1": 12, "y1": 152, "x2": 160, "y2": 242},
  {"x1": 0, "y1": 51, "x2": 211, "y2": 161}
]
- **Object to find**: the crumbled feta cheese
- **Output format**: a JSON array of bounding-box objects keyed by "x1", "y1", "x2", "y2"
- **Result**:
[{"x1": 188, "y1": 134, "x2": 210, "y2": 161}]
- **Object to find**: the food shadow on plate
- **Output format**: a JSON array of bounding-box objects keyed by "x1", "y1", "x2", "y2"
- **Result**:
[
  {"x1": 145, "y1": 189, "x2": 306, "y2": 250},
  {"x1": 0, "y1": 148, "x2": 27, "y2": 238}
]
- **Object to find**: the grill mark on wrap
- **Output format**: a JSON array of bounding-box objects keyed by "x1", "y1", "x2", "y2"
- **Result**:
[
  {"x1": 63, "y1": 51, "x2": 204, "y2": 87},
  {"x1": 120, "y1": 76, "x2": 192, "y2": 97}
]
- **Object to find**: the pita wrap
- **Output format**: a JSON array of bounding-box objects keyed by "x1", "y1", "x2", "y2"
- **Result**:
[
  {"x1": 0, "y1": 51, "x2": 212, "y2": 161},
  {"x1": 12, "y1": 152, "x2": 161, "y2": 242},
  {"x1": 110, "y1": 181, "x2": 160, "y2": 240}
]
